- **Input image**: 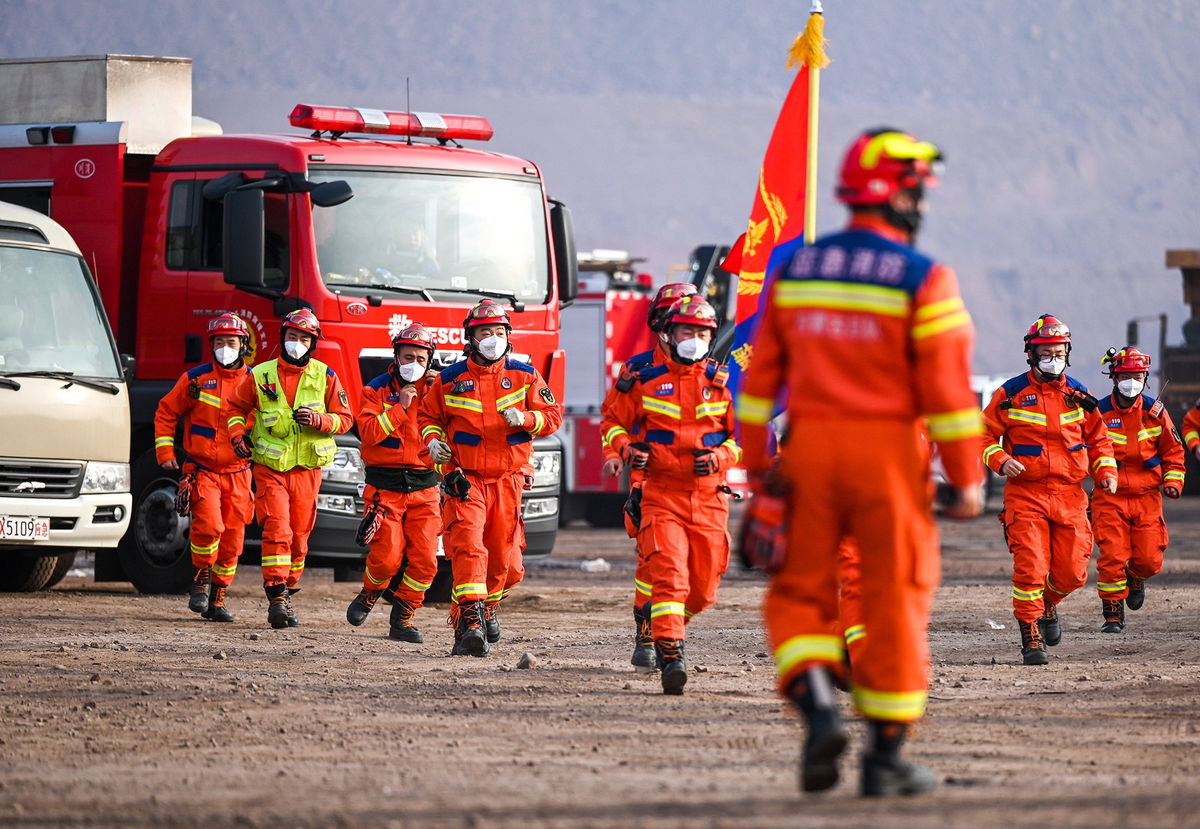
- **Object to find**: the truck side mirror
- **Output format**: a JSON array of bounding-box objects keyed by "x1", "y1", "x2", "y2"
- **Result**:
[
  {"x1": 222, "y1": 188, "x2": 270, "y2": 294},
  {"x1": 120, "y1": 353, "x2": 136, "y2": 382},
  {"x1": 310, "y1": 180, "x2": 353, "y2": 207},
  {"x1": 549, "y1": 200, "x2": 578, "y2": 308}
]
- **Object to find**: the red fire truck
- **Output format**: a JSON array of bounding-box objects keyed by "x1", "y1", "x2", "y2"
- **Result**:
[{"x1": 0, "y1": 55, "x2": 575, "y2": 593}]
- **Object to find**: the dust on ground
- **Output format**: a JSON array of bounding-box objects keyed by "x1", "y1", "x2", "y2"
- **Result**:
[{"x1": 2, "y1": 500, "x2": 1199, "y2": 828}]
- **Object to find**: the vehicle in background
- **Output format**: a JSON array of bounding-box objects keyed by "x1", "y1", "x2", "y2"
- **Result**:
[
  {"x1": 0, "y1": 55, "x2": 575, "y2": 593},
  {"x1": 931, "y1": 373, "x2": 1007, "y2": 511},
  {"x1": 0, "y1": 203, "x2": 132, "y2": 591}
]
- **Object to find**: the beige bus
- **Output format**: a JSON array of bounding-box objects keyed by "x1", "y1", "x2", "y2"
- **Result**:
[{"x1": 0, "y1": 202, "x2": 131, "y2": 590}]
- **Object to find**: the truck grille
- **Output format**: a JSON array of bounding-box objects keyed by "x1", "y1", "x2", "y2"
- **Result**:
[{"x1": 0, "y1": 458, "x2": 84, "y2": 498}]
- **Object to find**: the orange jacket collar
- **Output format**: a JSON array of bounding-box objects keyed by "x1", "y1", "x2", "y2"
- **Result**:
[{"x1": 847, "y1": 214, "x2": 911, "y2": 244}]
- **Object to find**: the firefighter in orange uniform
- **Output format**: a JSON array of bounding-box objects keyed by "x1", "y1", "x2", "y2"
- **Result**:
[
  {"x1": 226, "y1": 309, "x2": 353, "y2": 628},
  {"x1": 418, "y1": 300, "x2": 562, "y2": 656},
  {"x1": 1092, "y1": 347, "x2": 1184, "y2": 632},
  {"x1": 604, "y1": 296, "x2": 739, "y2": 695},
  {"x1": 154, "y1": 313, "x2": 255, "y2": 622},
  {"x1": 982, "y1": 315, "x2": 1117, "y2": 662},
  {"x1": 599, "y1": 281, "x2": 699, "y2": 670},
  {"x1": 344, "y1": 324, "x2": 442, "y2": 641},
  {"x1": 1180, "y1": 400, "x2": 1200, "y2": 463},
  {"x1": 738, "y1": 128, "x2": 983, "y2": 796}
]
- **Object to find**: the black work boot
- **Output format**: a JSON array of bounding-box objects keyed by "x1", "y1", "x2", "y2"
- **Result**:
[
  {"x1": 1125, "y1": 568, "x2": 1146, "y2": 611},
  {"x1": 788, "y1": 667, "x2": 849, "y2": 793},
  {"x1": 861, "y1": 721, "x2": 936, "y2": 797},
  {"x1": 265, "y1": 584, "x2": 291, "y2": 630},
  {"x1": 202, "y1": 585, "x2": 235, "y2": 622},
  {"x1": 1100, "y1": 598, "x2": 1125, "y2": 633},
  {"x1": 188, "y1": 567, "x2": 211, "y2": 614},
  {"x1": 346, "y1": 589, "x2": 383, "y2": 627},
  {"x1": 1037, "y1": 600, "x2": 1062, "y2": 647},
  {"x1": 630, "y1": 602, "x2": 656, "y2": 672},
  {"x1": 484, "y1": 603, "x2": 501, "y2": 644},
  {"x1": 1018, "y1": 620, "x2": 1049, "y2": 665},
  {"x1": 388, "y1": 598, "x2": 424, "y2": 643},
  {"x1": 450, "y1": 601, "x2": 488, "y2": 657},
  {"x1": 656, "y1": 638, "x2": 687, "y2": 695},
  {"x1": 283, "y1": 588, "x2": 300, "y2": 627}
]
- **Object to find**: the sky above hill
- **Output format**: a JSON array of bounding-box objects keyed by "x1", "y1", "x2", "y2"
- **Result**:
[{"x1": 5, "y1": 0, "x2": 1199, "y2": 382}]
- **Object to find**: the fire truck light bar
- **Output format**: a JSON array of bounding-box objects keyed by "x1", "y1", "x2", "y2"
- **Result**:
[{"x1": 289, "y1": 105, "x2": 493, "y2": 142}]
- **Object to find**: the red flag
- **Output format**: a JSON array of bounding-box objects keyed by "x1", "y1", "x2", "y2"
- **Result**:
[{"x1": 721, "y1": 65, "x2": 812, "y2": 324}]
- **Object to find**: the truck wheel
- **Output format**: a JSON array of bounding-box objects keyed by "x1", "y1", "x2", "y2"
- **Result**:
[
  {"x1": 424, "y1": 558, "x2": 453, "y2": 604},
  {"x1": 117, "y1": 453, "x2": 192, "y2": 594},
  {"x1": 0, "y1": 550, "x2": 60, "y2": 591},
  {"x1": 42, "y1": 551, "x2": 77, "y2": 589}
]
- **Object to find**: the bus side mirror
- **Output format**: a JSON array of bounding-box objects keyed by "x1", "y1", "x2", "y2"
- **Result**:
[
  {"x1": 222, "y1": 188, "x2": 270, "y2": 295},
  {"x1": 549, "y1": 199, "x2": 577, "y2": 308}
]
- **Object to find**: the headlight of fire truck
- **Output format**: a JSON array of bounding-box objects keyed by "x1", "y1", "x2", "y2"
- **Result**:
[
  {"x1": 322, "y1": 447, "x2": 365, "y2": 484},
  {"x1": 81, "y1": 461, "x2": 130, "y2": 494},
  {"x1": 529, "y1": 450, "x2": 561, "y2": 489}
]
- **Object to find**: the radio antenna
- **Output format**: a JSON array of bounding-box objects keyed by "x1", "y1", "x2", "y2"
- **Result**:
[{"x1": 406, "y1": 77, "x2": 413, "y2": 146}]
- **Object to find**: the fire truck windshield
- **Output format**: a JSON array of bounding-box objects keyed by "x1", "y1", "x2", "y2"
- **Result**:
[
  {"x1": 310, "y1": 169, "x2": 549, "y2": 303},
  {"x1": 0, "y1": 247, "x2": 122, "y2": 380}
]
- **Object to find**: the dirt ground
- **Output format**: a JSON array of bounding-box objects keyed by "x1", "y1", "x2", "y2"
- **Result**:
[{"x1": 3, "y1": 498, "x2": 1200, "y2": 829}]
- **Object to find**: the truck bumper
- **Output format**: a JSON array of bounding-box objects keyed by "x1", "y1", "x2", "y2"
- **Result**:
[{"x1": 0, "y1": 493, "x2": 131, "y2": 550}]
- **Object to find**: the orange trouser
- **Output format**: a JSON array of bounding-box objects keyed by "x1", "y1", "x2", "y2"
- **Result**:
[
  {"x1": 637, "y1": 482, "x2": 730, "y2": 641},
  {"x1": 361, "y1": 484, "x2": 441, "y2": 607},
  {"x1": 837, "y1": 540, "x2": 866, "y2": 664},
  {"x1": 187, "y1": 465, "x2": 254, "y2": 587},
  {"x1": 1092, "y1": 490, "x2": 1166, "y2": 600},
  {"x1": 443, "y1": 471, "x2": 525, "y2": 606},
  {"x1": 765, "y1": 420, "x2": 937, "y2": 724},
  {"x1": 254, "y1": 465, "x2": 321, "y2": 589},
  {"x1": 628, "y1": 482, "x2": 653, "y2": 609},
  {"x1": 1002, "y1": 481, "x2": 1092, "y2": 622}
]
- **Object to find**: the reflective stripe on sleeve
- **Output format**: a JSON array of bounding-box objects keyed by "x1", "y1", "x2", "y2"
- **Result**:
[
  {"x1": 228, "y1": 416, "x2": 247, "y2": 429},
  {"x1": 736, "y1": 393, "x2": 773, "y2": 425},
  {"x1": 155, "y1": 436, "x2": 175, "y2": 449},
  {"x1": 1163, "y1": 470, "x2": 1185, "y2": 483},
  {"x1": 1093, "y1": 457, "x2": 1117, "y2": 472},
  {"x1": 1060, "y1": 409, "x2": 1085, "y2": 425},
  {"x1": 983, "y1": 443, "x2": 1004, "y2": 463},
  {"x1": 376, "y1": 411, "x2": 395, "y2": 434},
  {"x1": 529, "y1": 409, "x2": 546, "y2": 434},
  {"x1": 603, "y1": 425, "x2": 629, "y2": 446},
  {"x1": 421, "y1": 425, "x2": 447, "y2": 441},
  {"x1": 721, "y1": 438, "x2": 742, "y2": 464},
  {"x1": 912, "y1": 309, "x2": 973, "y2": 341},
  {"x1": 696, "y1": 400, "x2": 730, "y2": 418},
  {"x1": 844, "y1": 624, "x2": 867, "y2": 645},
  {"x1": 1138, "y1": 426, "x2": 1163, "y2": 442},
  {"x1": 925, "y1": 407, "x2": 984, "y2": 442},
  {"x1": 1185, "y1": 430, "x2": 1199, "y2": 445}
]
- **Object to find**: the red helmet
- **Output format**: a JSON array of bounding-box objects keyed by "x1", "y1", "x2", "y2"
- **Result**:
[
  {"x1": 836, "y1": 127, "x2": 943, "y2": 206},
  {"x1": 1023, "y1": 314, "x2": 1071, "y2": 350},
  {"x1": 462, "y1": 299, "x2": 512, "y2": 334},
  {"x1": 662, "y1": 296, "x2": 719, "y2": 331},
  {"x1": 1102, "y1": 346, "x2": 1151, "y2": 375},
  {"x1": 391, "y1": 322, "x2": 435, "y2": 355},
  {"x1": 207, "y1": 313, "x2": 250, "y2": 341},
  {"x1": 648, "y1": 282, "x2": 699, "y2": 330},
  {"x1": 281, "y1": 308, "x2": 321, "y2": 340}
]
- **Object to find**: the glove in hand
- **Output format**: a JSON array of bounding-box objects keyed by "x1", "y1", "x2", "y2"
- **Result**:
[
  {"x1": 174, "y1": 471, "x2": 195, "y2": 517},
  {"x1": 625, "y1": 442, "x2": 651, "y2": 470},
  {"x1": 356, "y1": 497, "x2": 385, "y2": 547},
  {"x1": 737, "y1": 493, "x2": 789, "y2": 573},
  {"x1": 442, "y1": 469, "x2": 472, "y2": 502},
  {"x1": 502, "y1": 408, "x2": 527, "y2": 428},
  {"x1": 427, "y1": 438, "x2": 452, "y2": 464},
  {"x1": 293, "y1": 406, "x2": 317, "y2": 427},
  {"x1": 693, "y1": 449, "x2": 719, "y2": 476},
  {"x1": 231, "y1": 434, "x2": 253, "y2": 459}
]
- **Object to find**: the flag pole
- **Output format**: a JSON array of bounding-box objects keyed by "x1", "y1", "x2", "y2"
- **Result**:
[{"x1": 788, "y1": 1, "x2": 830, "y2": 244}]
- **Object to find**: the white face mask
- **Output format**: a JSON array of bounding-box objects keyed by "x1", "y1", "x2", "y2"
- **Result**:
[
  {"x1": 476, "y1": 335, "x2": 506, "y2": 361},
  {"x1": 213, "y1": 346, "x2": 240, "y2": 367},
  {"x1": 1117, "y1": 377, "x2": 1144, "y2": 398},
  {"x1": 284, "y1": 340, "x2": 310, "y2": 360},
  {"x1": 1037, "y1": 357, "x2": 1066, "y2": 377},
  {"x1": 397, "y1": 362, "x2": 426, "y2": 383},
  {"x1": 675, "y1": 336, "x2": 709, "y2": 362}
]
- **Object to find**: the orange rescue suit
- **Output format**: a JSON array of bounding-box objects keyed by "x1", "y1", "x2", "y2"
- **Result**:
[
  {"x1": 738, "y1": 216, "x2": 983, "y2": 724},
  {"x1": 227, "y1": 359, "x2": 352, "y2": 588},
  {"x1": 356, "y1": 370, "x2": 441, "y2": 606},
  {"x1": 982, "y1": 371, "x2": 1116, "y2": 621},
  {"x1": 1091, "y1": 393, "x2": 1184, "y2": 600},
  {"x1": 1180, "y1": 401, "x2": 1200, "y2": 457},
  {"x1": 154, "y1": 361, "x2": 255, "y2": 587},
  {"x1": 608, "y1": 356, "x2": 741, "y2": 641},
  {"x1": 419, "y1": 356, "x2": 562, "y2": 608}
]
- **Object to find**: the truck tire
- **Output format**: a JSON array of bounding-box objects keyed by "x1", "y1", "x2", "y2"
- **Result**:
[
  {"x1": 42, "y1": 551, "x2": 77, "y2": 589},
  {"x1": 117, "y1": 452, "x2": 192, "y2": 594},
  {"x1": 0, "y1": 550, "x2": 60, "y2": 592},
  {"x1": 424, "y1": 558, "x2": 453, "y2": 604}
]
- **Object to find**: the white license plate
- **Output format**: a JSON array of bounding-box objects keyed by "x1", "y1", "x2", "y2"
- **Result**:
[{"x1": 0, "y1": 515, "x2": 51, "y2": 542}]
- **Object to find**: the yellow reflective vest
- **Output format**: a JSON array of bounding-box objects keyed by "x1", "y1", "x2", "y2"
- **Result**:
[{"x1": 249, "y1": 359, "x2": 339, "y2": 472}]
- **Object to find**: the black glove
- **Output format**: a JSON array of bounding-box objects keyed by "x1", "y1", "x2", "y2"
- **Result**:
[
  {"x1": 231, "y1": 434, "x2": 253, "y2": 459},
  {"x1": 174, "y1": 471, "x2": 195, "y2": 517},
  {"x1": 355, "y1": 496, "x2": 385, "y2": 547},
  {"x1": 693, "y1": 448, "x2": 719, "y2": 476},
  {"x1": 624, "y1": 441, "x2": 651, "y2": 470},
  {"x1": 442, "y1": 469, "x2": 472, "y2": 502},
  {"x1": 737, "y1": 493, "x2": 788, "y2": 573},
  {"x1": 623, "y1": 485, "x2": 643, "y2": 529}
]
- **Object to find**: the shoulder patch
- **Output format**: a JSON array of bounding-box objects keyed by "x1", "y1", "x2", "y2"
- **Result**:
[
  {"x1": 624, "y1": 349, "x2": 656, "y2": 372},
  {"x1": 636, "y1": 363, "x2": 670, "y2": 384},
  {"x1": 539, "y1": 386, "x2": 556, "y2": 405},
  {"x1": 338, "y1": 389, "x2": 348, "y2": 407},
  {"x1": 504, "y1": 357, "x2": 536, "y2": 375},
  {"x1": 187, "y1": 362, "x2": 214, "y2": 380},
  {"x1": 326, "y1": 367, "x2": 336, "y2": 377},
  {"x1": 1097, "y1": 395, "x2": 1115, "y2": 415},
  {"x1": 1001, "y1": 373, "x2": 1031, "y2": 400},
  {"x1": 1064, "y1": 375, "x2": 1088, "y2": 393},
  {"x1": 439, "y1": 361, "x2": 471, "y2": 383},
  {"x1": 366, "y1": 373, "x2": 392, "y2": 391}
]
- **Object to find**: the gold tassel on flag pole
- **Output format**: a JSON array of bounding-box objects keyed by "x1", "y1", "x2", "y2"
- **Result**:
[{"x1": 787, "y1": 1, "x2": 829, "y2": 245}]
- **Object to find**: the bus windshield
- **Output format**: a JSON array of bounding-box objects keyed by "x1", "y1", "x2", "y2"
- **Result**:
[
  {"x1": 0, "y1": 246, "x2": 122, "y2": 380},
  {"x1": 310, "y1": 169, "x2": 549, "y2": 303}
]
